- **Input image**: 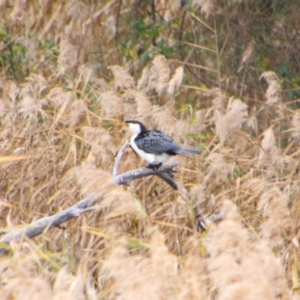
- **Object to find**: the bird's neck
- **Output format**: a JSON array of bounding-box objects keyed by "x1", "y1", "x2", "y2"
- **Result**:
[{"x1": 139, "y1": 123, "x2": 147, "y2": 133}]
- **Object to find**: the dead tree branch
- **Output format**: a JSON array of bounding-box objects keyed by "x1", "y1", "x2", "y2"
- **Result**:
[
  {"x1": 114, "y1": 161, "x2": 179, "y2": 189},
  {"x1": 0, "y1": 141, "x2": 225, "y2": 256},
  {"x1": 0, "y1": 160, "x2": 180, "y2": 256},
  {"x1": 0, "y1": 193, "x2": 103, "y2": 256},
  {"x1": 113, "y1": 140, "x2": 129, "y2": 177}
]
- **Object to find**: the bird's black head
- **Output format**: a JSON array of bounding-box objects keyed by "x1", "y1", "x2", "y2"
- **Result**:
[{"x1": 125, "y1": 120, "x2": 147, "y2": 134}]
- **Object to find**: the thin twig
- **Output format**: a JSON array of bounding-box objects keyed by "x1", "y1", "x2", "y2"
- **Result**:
[
  {"x1": 115, "y1": 0, "x2": 123, "y2": 63},
  {"x1": 113, "y1": 140, "x2": 129, "y2": 176},
  {"x1": 209, "y1": 211, "x2": 226, "y2": 223},
  {"x1": 196, "y1": 211, "x2": 226, "y2": 231}
]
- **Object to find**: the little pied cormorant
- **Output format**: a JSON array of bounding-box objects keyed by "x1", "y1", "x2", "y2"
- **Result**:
[{"x1": 126, "y1": 120, "x2": 201, "y2": 169}]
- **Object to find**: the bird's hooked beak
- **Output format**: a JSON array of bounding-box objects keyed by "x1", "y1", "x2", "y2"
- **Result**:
[{"x1": 125, "y1": 120, "x2": 147, "y2": 134}]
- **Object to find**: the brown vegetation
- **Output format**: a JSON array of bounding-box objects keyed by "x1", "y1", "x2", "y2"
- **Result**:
[{"x1": 0, "y1": 0, "x2": 300, "y2": 299}]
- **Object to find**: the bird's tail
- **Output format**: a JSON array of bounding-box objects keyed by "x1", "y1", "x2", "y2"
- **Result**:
[{"x1": 176, "y1": 148, "x2": 202, "y2": 155}]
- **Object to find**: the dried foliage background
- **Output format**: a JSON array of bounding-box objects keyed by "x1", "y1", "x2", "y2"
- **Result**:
[{"x1": 0, "y1": 0, "x2": 300, "y2": 299}]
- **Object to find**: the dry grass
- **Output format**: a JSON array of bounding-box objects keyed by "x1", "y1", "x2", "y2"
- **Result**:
[{"x1": 0, "y1": 1, "x2": 299, "y2": 299}]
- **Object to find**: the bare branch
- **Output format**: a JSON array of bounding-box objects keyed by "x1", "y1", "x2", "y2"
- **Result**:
[
  {"x1": 114, "y1": 161, "x2": 179, "y2": 189},
  {"x1": 0, "y1": 144, "x2": 224, "y2": 257},
  {"x1": 0, "y1": 161, "x2": 182, "y2": 255},
  {"x1": 0, "y1": 160, "x2": 181, "y2": 256},
  {"x1": 0, "y1": 193, "x2": 103, "y2": 256},
  {"x1": 113, "y1": 140, "x2": 129, "y2": 176}
]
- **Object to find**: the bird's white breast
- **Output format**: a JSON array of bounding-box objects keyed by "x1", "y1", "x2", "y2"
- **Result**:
[{"x1": 130, "y1": 135, "x2": 170, "y2": 164}]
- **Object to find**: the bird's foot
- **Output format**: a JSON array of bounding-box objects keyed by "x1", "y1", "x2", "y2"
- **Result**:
[{"x1": 147, "y1": 163, "x2": 162, "y2": 171}]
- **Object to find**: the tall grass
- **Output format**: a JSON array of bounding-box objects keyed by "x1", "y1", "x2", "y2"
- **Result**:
[{"x1": 0, "y1": 0, "x2": 299, "y2": 299}]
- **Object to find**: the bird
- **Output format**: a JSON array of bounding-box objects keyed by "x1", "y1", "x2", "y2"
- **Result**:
[{"x1": 125, "y1": 120, "x2": 201, "y2": 169}]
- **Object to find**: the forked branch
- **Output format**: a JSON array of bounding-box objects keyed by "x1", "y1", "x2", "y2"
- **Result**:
[
  {"x1": 0, "y1": 140, "x2": 225, "y2": 256},
  {"x1": 115, "y1": 162, "x2": 179, "y2": 189},
  {"x1": 0, "y1": 148, "x2": 179, "y2": 255}
]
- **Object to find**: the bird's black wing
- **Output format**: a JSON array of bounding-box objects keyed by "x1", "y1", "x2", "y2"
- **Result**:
[{"x1": 134, "y1": 130, "x2": 180, "y2": 155}]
